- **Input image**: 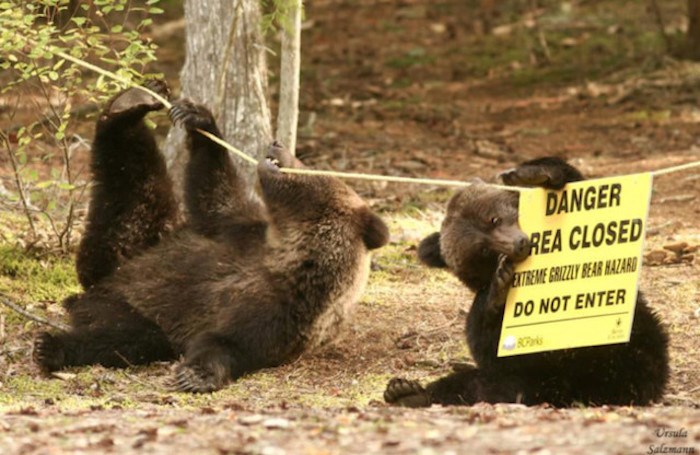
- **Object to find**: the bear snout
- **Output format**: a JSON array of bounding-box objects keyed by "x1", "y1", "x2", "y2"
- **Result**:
[{"x1": 512, "y1": 235, "x2": 531, "y2": 262}]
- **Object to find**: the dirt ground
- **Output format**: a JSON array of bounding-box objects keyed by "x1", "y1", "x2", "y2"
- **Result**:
[{"x1": 1, "y1": 0, "x2": 700, "y2": 454}]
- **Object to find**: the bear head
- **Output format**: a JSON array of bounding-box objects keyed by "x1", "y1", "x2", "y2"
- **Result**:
[
  {"x1": 257, "y1": 144, "x2": 389, "y2": 256},
  {"x1": 418, "y1": 182, "x2": 530, "y2": 291}
]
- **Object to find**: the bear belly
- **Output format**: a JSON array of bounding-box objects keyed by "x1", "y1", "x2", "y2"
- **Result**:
[{"x1": 306, "y1": 253, "x2": 370, "y2": 349}]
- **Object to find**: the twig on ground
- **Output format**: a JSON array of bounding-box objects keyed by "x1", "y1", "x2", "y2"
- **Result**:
[{"x1": 0, "y1": 295, "x2": 69, "y2": 332}]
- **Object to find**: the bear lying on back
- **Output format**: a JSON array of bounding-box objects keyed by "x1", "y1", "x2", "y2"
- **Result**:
[
  {"x1": 385, "y1": 157, "x2": 669, "y2": 407},
  {"x1": 34, "y1": 84, "x2": 389, "y2": 392}
]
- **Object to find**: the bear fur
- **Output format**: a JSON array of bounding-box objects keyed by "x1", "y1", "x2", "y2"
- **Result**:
[
  {"x1": 385, "y1": 157, "x2": 669, "y2": 407},
  {"x1": 34, "y1": 85, "x2": 389, "y2": 393}
]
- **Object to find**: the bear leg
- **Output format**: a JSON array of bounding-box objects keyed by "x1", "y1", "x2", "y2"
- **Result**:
[
  {"x1": 429, "y1": 368, "x2": 547, "y2": 405},
  {"x1": 34, "y1": 327, "x2": 173, "y2": 372},
  {"x1": 170, "y1": 99, "x2": 263, "y2": 236},
  {"x1": 77, "y1": 80, "x2": 178, "y2": 288},
  {"x1": 384, "y1": 367, "x2": 484, "y2": 408}
]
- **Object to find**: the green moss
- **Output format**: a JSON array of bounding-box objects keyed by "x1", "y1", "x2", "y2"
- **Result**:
[{"x1": 0, "y1": 244, "x2": 79, "y2": 303}]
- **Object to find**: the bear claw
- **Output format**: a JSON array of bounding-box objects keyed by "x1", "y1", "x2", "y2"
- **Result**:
[
  {"x1": 171, "y1": 363, "x2": 221, "y2": 394},
  {"x1": 142, "y1": 79, "x2": 171, "y2": 102},
  {"x1": 168, "y1": 100, "x2": 217, "y2": 133},
  {"x1": 384, "y1": 377, "x2": 431, "y2": 408}
]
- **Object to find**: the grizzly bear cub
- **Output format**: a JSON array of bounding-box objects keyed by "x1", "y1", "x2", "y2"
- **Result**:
[
  {"x1": 34, "y1": 83, "x2": 389, "y2": 393},
  {"x1": 385, "y1": 158, "x2": 669, "y2": 407}
]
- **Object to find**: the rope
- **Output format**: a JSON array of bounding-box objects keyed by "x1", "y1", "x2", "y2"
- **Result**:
[
  {"x1": 39, "y1": 48, "x2": 700, "y2": 191},
  {"x1": 651, "y1": 160, "x2": 700, "y2": 176}
]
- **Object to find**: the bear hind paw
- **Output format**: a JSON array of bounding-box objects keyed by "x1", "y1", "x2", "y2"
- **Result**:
[
  {"x1": 384, "y1": 377, "x2": 432, "y2": 408},
  {"x1": 171, "y1": 362, "x2": 224, "y2": 394},
  {"x1": 33, "y1": 332, "x2": 66, "y2": 374},
  {"x1": 107, "y1": 80, "x2": 169, "y2": 116}
]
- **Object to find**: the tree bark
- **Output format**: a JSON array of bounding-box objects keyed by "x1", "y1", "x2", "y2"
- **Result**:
[
  {"x1": 163, "y1": 0, "x2": 272, "y2": 188},
  {"x1": 276, "y1": 0, "x2": 302, "y2": 155},
  {"x1": 687, "y1": 0, "x2": 700, "y2": 60}
]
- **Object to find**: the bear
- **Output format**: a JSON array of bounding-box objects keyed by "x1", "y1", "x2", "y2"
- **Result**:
[
  {"x1": 384, "y1": 157, "x2": 669, "y2": 407},
  {"x1": 34, "y1": 85, "x2": 390, "y2": 393}
]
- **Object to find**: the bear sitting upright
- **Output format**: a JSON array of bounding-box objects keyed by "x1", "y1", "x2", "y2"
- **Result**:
[
  {"x1": 385, "y1": 157, "x2": 669, "y2": 407},
  {"x1": 34, "y1": 84, "x2": 389, "y2": 393}
]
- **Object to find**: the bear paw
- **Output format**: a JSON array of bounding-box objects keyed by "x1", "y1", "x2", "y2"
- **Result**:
[
  {"x1": 494, "y1": 255, "x2": 515, "y2": 292},
  {"x1": 499, "y1": 166, "x2": 550, "y2": 188},
  {"x1": 384, "y1": 377, "x2": 432, "y2": 408},
  {"x1": 265, "y1": 141, "x2": 295, "y2": 168},
  {"x1": 106, "y1": 79, "x2": 170, "y2": 116},
  {"x1": 171, "y1": 362, "x2": 223, "y2": 394},
  {"x1": 499, "y1": 161, "x2": 572, "y2": 190},
  {"x1": 169, "y1": 99, "x2": 217, "y2": 133},
  {"x1": 142, "y1": 79, "x2": 171, "y2": 103},
  {"x1": 33, "y1": 332, "x2": 65, "y2": 374},
  {"x1": 487, "y1": 255, "x2": 514, "y2": 310}
]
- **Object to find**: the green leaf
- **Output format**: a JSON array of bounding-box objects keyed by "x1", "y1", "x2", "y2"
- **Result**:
[
  {"x1": 71, "y1": 17, "x2": 86, "y2": 26},
  {"x1": 35, "y1": 181, "x2": 55, "y2": 190}
]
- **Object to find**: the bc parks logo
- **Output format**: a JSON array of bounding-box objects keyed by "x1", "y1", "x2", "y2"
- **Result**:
[{"x1": 502, "y1": 335, "x2": 544, "y2": 351}]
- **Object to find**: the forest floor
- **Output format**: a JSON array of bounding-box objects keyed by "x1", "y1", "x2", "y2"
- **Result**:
[{"x1": 1, "y1": 0, "x2": 700, "y2": 454}]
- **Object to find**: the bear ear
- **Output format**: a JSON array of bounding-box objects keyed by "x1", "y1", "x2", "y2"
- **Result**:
[
  {"x1": 417, "y1": 232, "x2": 447, "y2": 268},
  {"x1": 359, "y1": 209, "x2": 390, "y2": 250}
]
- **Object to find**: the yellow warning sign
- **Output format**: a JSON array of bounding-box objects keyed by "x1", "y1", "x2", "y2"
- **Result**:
[{"x1": 497, "y1": 173, "x2": 653, "y2": 357}]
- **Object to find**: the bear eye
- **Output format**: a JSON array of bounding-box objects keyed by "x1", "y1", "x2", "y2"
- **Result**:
[
  {"x1": 481, "y1": 246, "x2": 490, "y2": 256},
  {"x1": 491, "y1": 216, "x2": 502, "y2": 227}
]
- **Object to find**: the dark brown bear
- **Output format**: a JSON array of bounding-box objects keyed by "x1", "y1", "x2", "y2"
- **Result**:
[
  {"x1": 385, "y1": 158, "x2": 669, "y2": 407},
  {"x1": 34, "y1": 85, "x2": 389, "y2": 393}
]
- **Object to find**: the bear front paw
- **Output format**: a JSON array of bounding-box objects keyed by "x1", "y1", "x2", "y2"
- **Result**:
[
  {"x1": 384, "y1": 377, "x2": 432, "y2": 408},
  {"x1": 500, "y1": 166, "x2": 549, "y2": 188},
  {"x1": 171, "y1": 362, "x2": 224, "y2": 394},
  {"x1": 33, "y1": 332, "x2": 66, "y2": 374},
  {"x1": 169, "y1": 99, "x2": 218, "y2": 134},
  {"x1": 142, "y1": 79, "x2": 171, "y2": 103},
  {"x1": 487, "y1": 255, "x2": 515, "y2": 310},
  {"x1": 494, "y1": 255, "x2": 515, "y2": 291}
]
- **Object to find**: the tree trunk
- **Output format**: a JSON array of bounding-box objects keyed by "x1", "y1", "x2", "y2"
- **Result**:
[
  {"x1": 687, "y1": 0, "x2": 700, "y2": 60},
  {"x1": 163, "y1": 0, "x2": 272, "y2": 188},
  {"x1": 276, "y1": 0, "x2": 302, "y2": 155}
]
